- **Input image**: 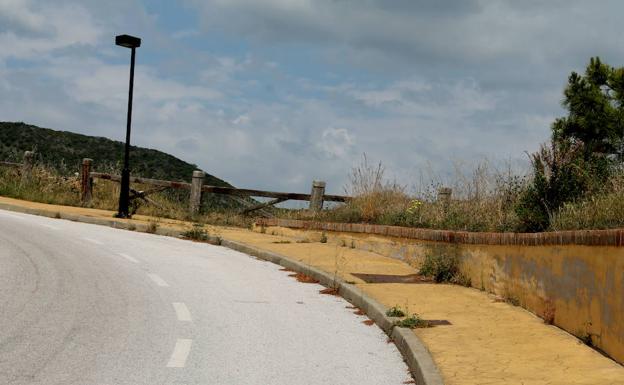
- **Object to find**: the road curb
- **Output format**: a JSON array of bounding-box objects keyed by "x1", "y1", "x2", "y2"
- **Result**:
[
  {"x1": 0, "y1": 202, "x2": 444, "y2": 385},
  {"x1": 220, "y1": 239, "x2": 444, "y2": 385}
]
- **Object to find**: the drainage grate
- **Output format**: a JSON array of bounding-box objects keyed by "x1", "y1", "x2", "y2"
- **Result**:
[
  {"x1": 351, "y1": 273, "x2": 434, "y2": 284},
  {"x1": 426, "y1": 319, "x2": 452, "y2": 326}
]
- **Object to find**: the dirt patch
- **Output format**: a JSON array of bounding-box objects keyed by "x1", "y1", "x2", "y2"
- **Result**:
[
  {"x1": 351, "y1": 273, "x2": 433, "y2": 284},
  {"x1": 362, "y1": 319, "x2": 375, "y2": 326},
  {"x1": 354, "y1": 308, "x2": 366, "y2": 316}
]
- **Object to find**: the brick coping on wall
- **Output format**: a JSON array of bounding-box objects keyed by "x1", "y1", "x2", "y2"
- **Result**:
[{"x1": 256, "y1": 218, "x2": 624, "y2": 247}]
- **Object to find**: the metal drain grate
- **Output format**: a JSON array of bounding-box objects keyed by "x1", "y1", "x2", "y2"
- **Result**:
[{"x1": 351, "y1": 273, "x2": 434, "y2": 284}]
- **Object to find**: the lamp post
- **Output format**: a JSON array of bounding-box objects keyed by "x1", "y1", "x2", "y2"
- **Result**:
[{"x1": 115, "y1": 34, "x2": 141, "y2": 218}]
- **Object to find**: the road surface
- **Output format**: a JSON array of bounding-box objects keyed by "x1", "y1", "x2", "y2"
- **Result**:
[{"x1": 0, "y1": 209, "x2": 411, "y2": 384}]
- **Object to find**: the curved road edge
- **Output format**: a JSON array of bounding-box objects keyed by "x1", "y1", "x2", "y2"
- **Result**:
[
  {"x1": 0, "y1": 201, "x2": 444, "y2": 385},
  {"x1": 221, "y1": 239, "x2": 444, "y2": 385}
]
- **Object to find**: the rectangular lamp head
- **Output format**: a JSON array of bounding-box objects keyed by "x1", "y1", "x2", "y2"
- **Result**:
[{"x1": 115, "y1": 34, "x2": 141, "y2": 48}]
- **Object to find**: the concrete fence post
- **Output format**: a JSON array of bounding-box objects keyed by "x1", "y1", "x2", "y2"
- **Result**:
[
  {"x1": 81, "y1": 158, "x2": 93, "y2": 205},
  {"x1": 20, "y1": 151, "x2": 34, "y2": 185},
  {"x1": 190, "y1": 170, "x2": 205, "y2": 215},
  {"x1": 437, "y1": 187, "x2": 452, "y2": 212},
  {"x1": 309, "y1": 180, "x2": 326, "y2": 212}
]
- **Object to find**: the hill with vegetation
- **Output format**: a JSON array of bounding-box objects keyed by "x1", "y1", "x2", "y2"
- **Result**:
[{"x1": 0, "y1": 122, "x2": 231, "y2": 187}]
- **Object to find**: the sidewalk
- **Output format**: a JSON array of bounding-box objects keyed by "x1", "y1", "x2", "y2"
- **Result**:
[{"x1": 1, "y1": 196, "x2": 623, "y2": 384}]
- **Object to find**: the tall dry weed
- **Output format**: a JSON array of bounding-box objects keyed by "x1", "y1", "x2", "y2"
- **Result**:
[{"x1": 325, "y1": 157, "x2": 528, "y2": 232}]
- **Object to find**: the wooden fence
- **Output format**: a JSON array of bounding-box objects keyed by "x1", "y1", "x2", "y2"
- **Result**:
[
  {"x1": 3, "y1": 152, "x2": 457, "y2": 216},
  {"x1": 1, "y1": 151, "x2": 35, "y2": 185},
  {"x1": 80, "y1": 158, "x2": 349, "y2": 215}
]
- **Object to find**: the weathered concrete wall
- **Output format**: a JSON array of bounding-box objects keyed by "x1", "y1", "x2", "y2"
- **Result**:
[{"x1": 255, "y1": 219, "x2": 624, "y2": 365}]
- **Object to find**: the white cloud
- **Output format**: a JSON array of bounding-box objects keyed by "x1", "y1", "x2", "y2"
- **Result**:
[
  {"x1": 0, "y1": 0, "x2": 102, "y2": 61},
  {"x1": 2, "y1": 0, "x2": 617, "y2": 195},
  {"x1": 318, "y1": 127, "x2": 354, "y2": 159}
]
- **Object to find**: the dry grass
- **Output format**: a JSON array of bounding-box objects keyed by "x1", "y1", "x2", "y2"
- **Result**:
[
  {"x1": 3, "y1": 156, "x2": 624, "y2": 233},
  {"x1": 0, "y1": 166, "x2": 82, "y2": 206},
  {"x1": 551, "y1": 169, "x2": 624, "y2": 230},
  {"x1": 321, "y1": 157, "x2": 527, "y2": 232},
  {"x1": 0, "y1": 164, "x2": 255, "y2": 228}
]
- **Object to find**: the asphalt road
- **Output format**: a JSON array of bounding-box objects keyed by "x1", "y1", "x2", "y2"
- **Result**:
[{"x1": 0, "y1": 209, "x2": 411, "y2": 385}]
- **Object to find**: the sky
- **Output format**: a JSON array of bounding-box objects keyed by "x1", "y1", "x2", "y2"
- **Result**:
[{"x1": 1, "y1": 0, "x2": 624, "y2": 196}]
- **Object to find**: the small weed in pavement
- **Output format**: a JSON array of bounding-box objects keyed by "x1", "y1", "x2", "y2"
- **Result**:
[
  {"x1": 272, "y1": 240, "x2": 291, "y2": 244},
  {"x1": 542, "y1": 299, "x2": 556, "y2": 324},
  {"x1": 395, "y1": 314, "x2": 430, "y2": 329},
  {"x1": 506, "y1": 296, "x2": 520, "y2": 306},
  {"x1": 386, "y1": 305, "x2": 406, "y2": 317},
  {"x1": 320, "y1": 232, "x2": 327, "y2": 243}
]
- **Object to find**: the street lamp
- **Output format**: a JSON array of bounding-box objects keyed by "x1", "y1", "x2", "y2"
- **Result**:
[{"x1": 115, "y1": 34, "x2": 141, "y2": 218}]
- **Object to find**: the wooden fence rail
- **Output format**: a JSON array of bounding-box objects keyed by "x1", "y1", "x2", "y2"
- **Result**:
[
  {"x1": 3, "y1": 152, "x2": 458, "y2": 217},
  {"x1": 0, "y1": 151, "x2": 36, "y2": 186},
  {"x1": 0, "y1": 161, "x2": 22, "y2": 168},
  {"x1": 1, "y1": 152, "x2": 350, "y2": 214},
  {"x1": 85, "y1": 159, "x2": 349, "y2": 215}
]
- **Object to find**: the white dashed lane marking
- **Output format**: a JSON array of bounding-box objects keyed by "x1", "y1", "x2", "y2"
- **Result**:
[
  {"x1": 166, "y1": 339, "x2": 193, "y2": 368},
  {"x1": 172, "y1": 302, "x2": 192, "y2": 322},
  {"x1": 82, "y1": 237, "x2": 103, "y2": 245},
  {"x1": 118, "y1": 253, "x2": 139, "y2": 263},
  {"x1": 147, "y1": 273, "x2": 169, "y2": 287}
]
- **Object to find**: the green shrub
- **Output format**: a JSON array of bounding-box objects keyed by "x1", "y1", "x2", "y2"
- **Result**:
[
  {"x1": 182, "y1": 225, "x2": 209, "y2": 241},
  {"x1": 385, "y1": 306, "x2": 406, "y2": 317},
  {"x1": 395, "y1": 314, "x2": 430, "y2": 329},
  {"x1": 419, "y1": 245, "x2": 470, "y2": 286}
]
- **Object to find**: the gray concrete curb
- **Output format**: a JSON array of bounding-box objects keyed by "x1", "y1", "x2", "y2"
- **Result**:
[
  {"x1": 220, "y1": 239, "x2": 445, "y2": 385},
  {"x1": 0, "y1": 202, "x2": 444, "y2": 385}
]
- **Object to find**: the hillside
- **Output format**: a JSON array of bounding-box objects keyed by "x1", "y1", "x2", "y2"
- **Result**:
[{"x1": 0, "y1": 122, "x2": 231, "y2": 187}]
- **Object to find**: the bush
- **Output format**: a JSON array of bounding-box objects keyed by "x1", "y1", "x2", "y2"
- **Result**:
[
  {"x1": 515, "y1": 141, "x2": 609, "y2": 232},
  {"x1": 419, "y1": 245, "x2": 470, "y2": 285}
]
